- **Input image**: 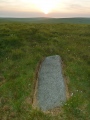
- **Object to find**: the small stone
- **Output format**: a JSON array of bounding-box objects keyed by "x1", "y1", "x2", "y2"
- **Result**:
[{"x1": 71, "y1": 93, "x2": 73, "y2": 96}]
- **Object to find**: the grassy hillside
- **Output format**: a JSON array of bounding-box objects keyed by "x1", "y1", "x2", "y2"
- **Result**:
[
  {"x1": 0, "y1": 22, "x2": 90, "y2": 120},
  {"x1": 0, "y1": 17, "x2": 90, "y2": 24}
]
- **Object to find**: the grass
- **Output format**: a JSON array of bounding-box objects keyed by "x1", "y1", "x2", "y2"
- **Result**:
[
  {"x1": 0, "y1": 22, "x2": 90, "y2": 120},
  {"x1": 0, "y1": 17, "x2": 90, "y2": 24}
]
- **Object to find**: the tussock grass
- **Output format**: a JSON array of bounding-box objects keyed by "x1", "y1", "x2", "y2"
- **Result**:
[{"x1": 0, "y1": 22, "x2": 90, "y2": 120}]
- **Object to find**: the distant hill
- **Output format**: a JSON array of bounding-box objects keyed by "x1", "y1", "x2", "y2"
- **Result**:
[{"x1": 0, "y1": 17, "x2": 90, "y2": 24}]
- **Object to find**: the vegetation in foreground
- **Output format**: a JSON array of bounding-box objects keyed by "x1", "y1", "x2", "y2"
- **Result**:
[{"x1": 0, "y1": 22, "x2": 90, "y2": 120}]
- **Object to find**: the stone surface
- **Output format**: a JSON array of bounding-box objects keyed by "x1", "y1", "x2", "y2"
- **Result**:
[{"x1": 37, "y1": 55, "x2": 66, "y2": 111}]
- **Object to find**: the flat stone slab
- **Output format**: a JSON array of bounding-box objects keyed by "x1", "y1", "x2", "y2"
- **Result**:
[{"x1": 37, "y1": 55, "x2": 66, "y2": 111}]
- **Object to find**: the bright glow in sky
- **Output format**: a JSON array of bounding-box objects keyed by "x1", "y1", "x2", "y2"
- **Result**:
[
  {"x1": 32, "y1": 0, "x2": 62, "y2": 14},
  {"x1": 0, "y1": 0, "x2": 90, "y2": 17}
]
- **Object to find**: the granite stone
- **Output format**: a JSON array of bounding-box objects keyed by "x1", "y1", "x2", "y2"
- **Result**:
[{"x1": 37, "y1": 55, "x2": 66, "y2": 111}]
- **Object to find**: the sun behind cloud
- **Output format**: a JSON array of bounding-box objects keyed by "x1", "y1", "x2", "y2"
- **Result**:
[{"x1": 32, "y1": 0, "x2": 59, "y2": 14}]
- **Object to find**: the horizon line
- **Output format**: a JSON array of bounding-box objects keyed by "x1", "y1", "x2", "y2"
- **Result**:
[{"x1": 0, "y1": 17, "x2": 90, "y2": 18}]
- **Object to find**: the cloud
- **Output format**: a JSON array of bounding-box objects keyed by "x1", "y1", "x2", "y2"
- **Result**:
[
  {"x1": 0, "y1": 0, "x2": 90, "y2": 17},
  {"x1": 68, "y1": 0, "x2": 90, "y2": 7},
  {"x1": 66, "y1": 4, "x2": 84, "y2": 11},
  {"x1": 0, "y1": 0, "x2": 17, "y2": 3},
  {"x1": 69, "y1": 4, "x2": 82, "y2": 8},
  {"x1": 0, "y1": 0, "x2": 37, "y2": 12},
  {"x1": 59, "y1": 0, "x2": 90, "y2": 14},
  {"x1": 0, "y1": 10, "x2": 90, "y2": 18},
  {"x1": 66, "y1": 3, "x2": 90, "y2": 14},
  {"x1": 0, "y1": 10, "x2": 45, "y2": 17}
]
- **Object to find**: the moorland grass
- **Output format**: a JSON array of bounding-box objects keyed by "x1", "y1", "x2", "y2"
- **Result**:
[
  {"x1": 0, "y1": 22, "x2": 90, "y2": 120},
  {"x1": 0, "y1": 18, "x2": 90, "y2": 24}
]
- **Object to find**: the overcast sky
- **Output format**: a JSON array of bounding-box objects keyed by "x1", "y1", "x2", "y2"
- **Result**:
[{"x1": 0, "y1": 0, "x2": 90, "y2": 18}]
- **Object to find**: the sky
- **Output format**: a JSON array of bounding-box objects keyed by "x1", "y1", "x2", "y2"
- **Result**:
[{"x1": 0, "y1": 0, "x2": 90, "y2": 18}]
